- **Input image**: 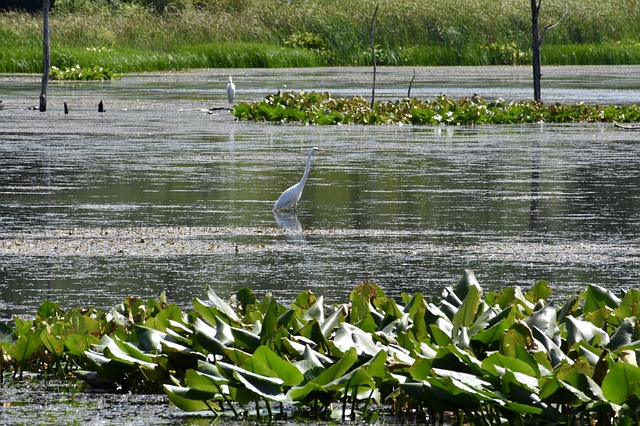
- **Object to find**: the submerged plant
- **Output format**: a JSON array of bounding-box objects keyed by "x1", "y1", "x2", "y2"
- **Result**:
[{"x1": 2, "y1": 272, "x2": 640, "y2": 424}]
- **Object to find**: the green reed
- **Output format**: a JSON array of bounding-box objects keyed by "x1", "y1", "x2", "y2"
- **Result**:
[{"x1": 0, "y1": 0, "x2": 639, "y2": 72}]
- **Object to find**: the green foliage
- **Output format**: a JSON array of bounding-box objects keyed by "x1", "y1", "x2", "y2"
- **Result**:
[
  {"x1": 232, "y1": 90, "x2": 640, "y2": 125},
  {"x1": 49, "y1": 64, "x2": 122, "y2": 81},
  {"x1": 4, "y1": 271, "x2": 640, "y2": 423},
  {"x1": 2, "y1": 1, "x2": 640, "y2": 71}
]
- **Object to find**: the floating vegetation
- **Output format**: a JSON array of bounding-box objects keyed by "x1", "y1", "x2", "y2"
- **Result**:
[
  {"x1": 49, "y1": 64, "x2": 122, "y2": 81},
  {"x1": 2, "y1": 270, "x2": 640, "y2": 424},
  {"x1": 232, "y1": 90, "x2": 640, "y2": 125}
]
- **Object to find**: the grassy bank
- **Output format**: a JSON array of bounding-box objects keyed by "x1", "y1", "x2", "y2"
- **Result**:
[{"x1": 1, "y1": 0, "x2": 640, "y2": 72}]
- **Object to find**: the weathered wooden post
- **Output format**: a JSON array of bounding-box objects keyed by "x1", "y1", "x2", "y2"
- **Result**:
[{"x1": 39, "y1": 0, "x2": 50, "y2": 112}]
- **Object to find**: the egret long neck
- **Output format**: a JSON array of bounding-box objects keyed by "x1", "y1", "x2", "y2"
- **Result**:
[{"x1": 299, "y1": 152, "x2": 314, "y2": 184}]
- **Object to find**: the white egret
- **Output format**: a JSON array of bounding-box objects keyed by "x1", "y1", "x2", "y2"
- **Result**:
[
  {"x1": 226, "y1": 76, "x2": 236, "y2": 108},
  {"x1": 273, "y1": 147, "x2": 322, "y2": 212}
]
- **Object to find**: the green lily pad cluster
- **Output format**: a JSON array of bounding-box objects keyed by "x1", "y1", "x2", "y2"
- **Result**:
[
  {"x1": 50, "y1": 64, "x2": 122, "y2": 81},
  {"x1": 231, "y1": 90, "x2": 640, "y2": 125},
  {"x1": 2, "y1": 271, "x2": 640, "y2": 424}
]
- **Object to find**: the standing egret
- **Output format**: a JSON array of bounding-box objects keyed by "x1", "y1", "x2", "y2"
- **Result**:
[
  {"x1": 226, "y1": 76, "x2": 236, "y2": 108},
  {"x1": 273, "y1": 147, "x2": 323, "y2": 212}
]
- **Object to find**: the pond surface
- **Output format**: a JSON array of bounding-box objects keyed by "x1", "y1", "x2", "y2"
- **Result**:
[
  {"x1": 0, "y1": 65, "x2": 639, "y2": 422},
  {"x1": 1, "y1": 66, "x2": 640, "y2": 323}
]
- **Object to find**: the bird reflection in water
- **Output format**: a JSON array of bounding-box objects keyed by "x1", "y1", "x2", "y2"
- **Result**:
[{"x1": 273, "y1": 210, "x2": 302, "y2": 231}]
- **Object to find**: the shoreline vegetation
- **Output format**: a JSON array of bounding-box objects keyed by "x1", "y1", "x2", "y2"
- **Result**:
[
  {"x1": 2, "y1": 271, "x2": 640, "y2": 424},
  {"x1": 1, "y1": 0, "x2": 640, "y2": 73}
]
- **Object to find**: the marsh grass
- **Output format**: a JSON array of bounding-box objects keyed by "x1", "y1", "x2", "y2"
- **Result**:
[{"x1": 1, "y1": 0, "x2": 639, "y2": 72}]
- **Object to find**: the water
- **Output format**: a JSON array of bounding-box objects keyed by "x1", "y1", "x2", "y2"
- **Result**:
[
  {"x1": 1, "y1": 66, "x2": 640, "y2": 325},
  {"x1": 1, "y1": 66, "x2": 640, "y2": 422}
]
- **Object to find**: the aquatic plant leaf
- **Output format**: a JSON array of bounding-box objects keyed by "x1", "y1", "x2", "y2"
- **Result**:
[
  {"x1": 583, "y1": 284, "x2": 622, "y2": 313},
  {"x1": 482, "y1": 352, "x2": 537, "y2": 377},
  {"x1": 64, "y1": 333, "x2": 100, "y2": 357},
  {"x1": 565, "y1": 316, "x2": 610, "y2": 348},
  {"x1": 288, "y1": 347, "x2": 358, "y2": 403},
  {"x1": 156, "y1": 304, "x2": 187, "y2": 328},
  {"x1": 207, "y1": 288, "x2": 240, "y2": 322},
  {"x1": 0, "y1": 321, "x2": 16, "y2": 343},
  {"x1": 196, "y1": 360, "x2": 229, "y2": 384},
  {"x1": 41, "y1": 331, "x2": 65, "y2": 357},
  {"x1": 608, "y1": 317, "x2": 639, "y2": 351},
  {"x1": 216, "y1": 360, "x2": 286, "y2": 402},
  {"x1": 451, "y1": 269, "x2": 482, "y2": 303},
  {"x1": 602, "y1": 360, "x2": 640, "y2": 404},
  {"x1": 557, "y1": 293, "x2": 582, "y2": 322},
  {"x1": 319, "y1": 304, "x2": 346, "y2": 338},
  {"x1": 7, "y1": 329, "x2": 43, "y2": 362},
  {"x1": 193, "y1": 318, "x2": 227, "y2": 355},
  {"x1": 429, "y1": 323, "x2": 452, "y2": 346},
  {"x1": 472, "y1": 307, "x2": 516, "y2": 346},
  {"x1": 249, "y1": 345, "x2": 304, "y2": 386},
  {"x1": 526, "y1": 280, "x2": 552, "y2": 304},
  {"x1": 302, "y1": 295, "x2": 324, "y2": 323},
  {"x1": 525, "y1": 303, "x2": 559, "y2": 342},
  {"x1": 163, "y1": 384, "x2": 218, "y2": 412},
  {"x1": 530, "y1": 325, "x2": 569, "y2": 367},
  {"x1": 293, "y1": 345, "x2": 326, "y2": 379},
  {"x1": 135, "y1": 325, "x2": 167, "y2": 352},
  {"x1": 186, "y1": 369, "x2": 227, "y2": 394},
  {"x1": 230, "y1": 326, "x2": 260, "y2": 352},
  {"x1": 260, "y1": 296, "x2": 278, "y2": 347},
  {"x1": 37, "y1": 300, "x2": 62, "y2": 321},
  {"x1": 236, "y1": 288, "x2": 258, "y2": 314},
  {"x1": 103, "y1": 345, "x2": 156, "y2": 369},
  {"x1": 333, "y1": 322, "x2": 380, "y2": 357},
  {"x1": 452, "y1": 284, "x2": 480, "y2": 336}
]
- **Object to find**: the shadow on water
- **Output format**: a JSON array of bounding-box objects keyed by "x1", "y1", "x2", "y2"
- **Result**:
[{"x1": 0, "y1": 67, "x2": 640, "y2": 423}]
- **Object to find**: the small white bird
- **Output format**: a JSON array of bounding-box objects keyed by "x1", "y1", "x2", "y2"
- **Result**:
[
  {"x1": 273, "y1": 147, "x2": 323, "y2": 212},
  {"x1": 226, "y1": 76, "x2": 236, "y2": 109}
]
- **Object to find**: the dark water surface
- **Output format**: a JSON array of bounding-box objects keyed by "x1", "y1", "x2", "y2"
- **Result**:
[
  {"x1": 1, "y1": 66, "x2": 640, "y2": 323},
  {"x1": 1, "y1": 66, "x2": 640, "y2": 422}
]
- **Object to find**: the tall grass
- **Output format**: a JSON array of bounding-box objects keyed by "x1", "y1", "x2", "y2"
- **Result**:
[{"x1": 1, "y1": 0, "x2": 639, "y2": 72}]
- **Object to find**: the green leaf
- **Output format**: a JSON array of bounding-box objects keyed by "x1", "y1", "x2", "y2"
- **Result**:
[
  {"x1": 260, "y1": 295, "x2": 278, "y2": 347},
  {"x1": 37, "y1": 300, "x2": 62, "y2": 320},
  {"x1": 452, "y1": 284, "x2": 480, "y2": 336},
  {"x1": 0, "y1": 321, "x2": 16, "y2": 343},
  {"x1": 163, "y1": 384, "x2": 218, "y2": 412},
  {"x1": 193, "y1": 318, "x2": 227, "y2": 355},
  {"x1": 333, "y1": 322, "x2": 380, "y2": 357},
  {"x1": 249, "y1": 345, "x2": 304, "y2": 386},
  {"x1": 41, "y1": 331, "x2": 65, "y2": 357},
  {"x1": 7, "y1": 329, "x2": 43, "y2": 362},
  {"x1": 207, "y1": 287, "x2": 240, "y2": 322},
  {"x1": 565, "y1": 316, "x2": 609, "y2": 348},
  {"x1": 526, "y1": 280, "x2": 552, "y2": 304},
  {"x1": 583, "y1": 284, "x2": 621, "y2": 313},
  {"x1": 302, "y1": 295, "x2": 324, "y2": 323},
  {"x1": 230, "y1": 326, "x2": 261, "y2": 352},
  {"x1": 602, "y1": 360, "x2": 640, "y2": 404}
]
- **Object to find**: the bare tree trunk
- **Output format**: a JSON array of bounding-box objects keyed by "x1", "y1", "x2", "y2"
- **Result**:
[
  {"x1": 369, "y1": 3, "x2": 379, "y2": 110},
  {"x1": 531, "y1": 0, "x2": 567, "y2": 103},
  {"x1": 531, "y1": 0, "x2": 542, "y2": 102},
  {"x1": 407, "y1": 69, "x2": 416, "y2": 99},
  {"x1": 39, "y1": 0, "x2": 50, "y2": 112}
]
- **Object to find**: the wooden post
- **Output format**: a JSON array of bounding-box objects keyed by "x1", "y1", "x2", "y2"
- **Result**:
[
  {"x1": 531, "y1": 0, "x2": 542, "y2": 102},
  {"x1": 369, "y1": 3, "x2": 379, "y2": 110},
  {"x1": 39, "y1": 0, "x2": 50, "y2": 112}
]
